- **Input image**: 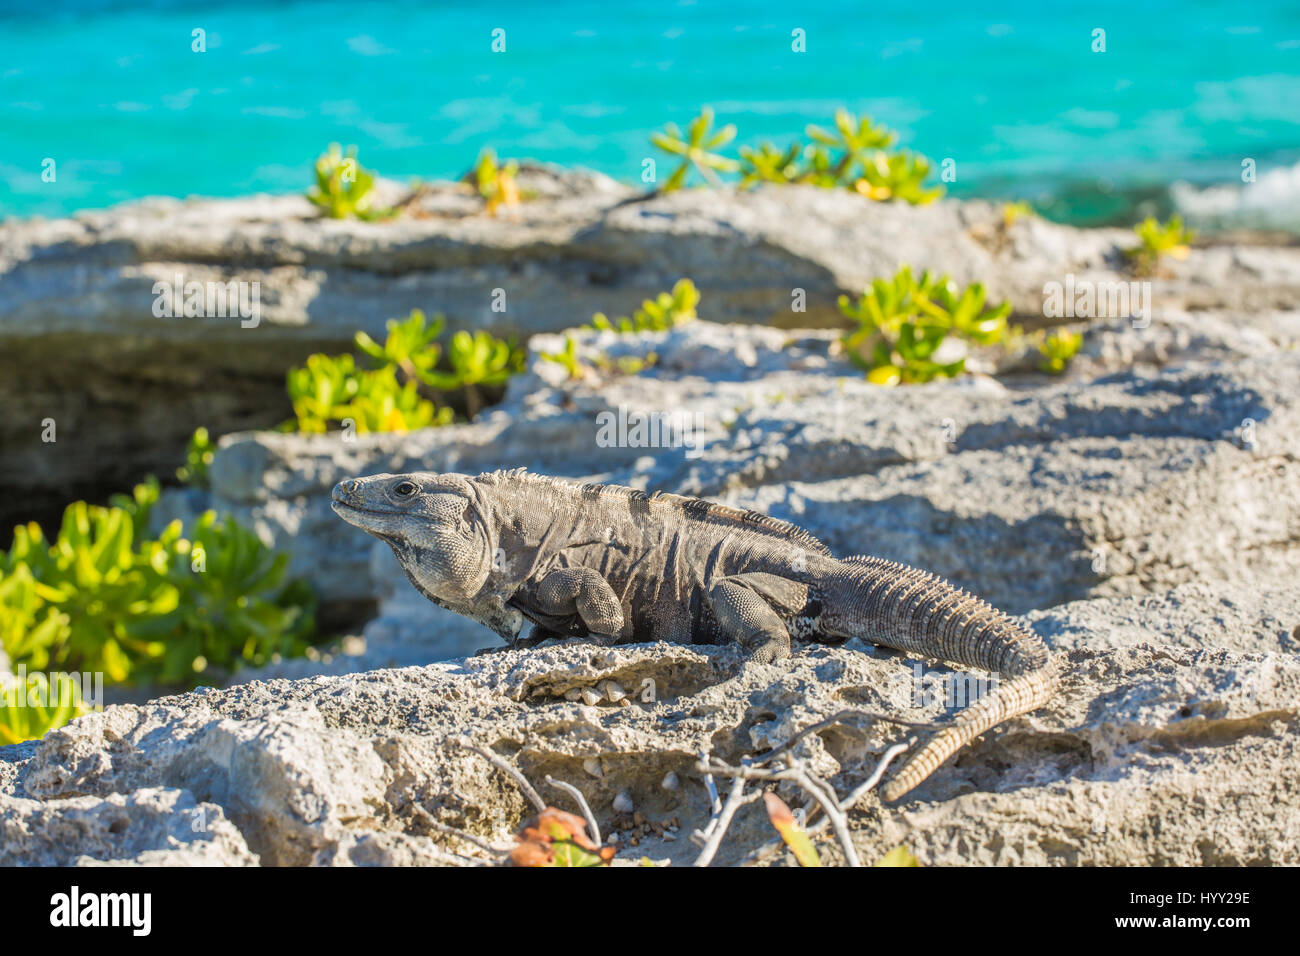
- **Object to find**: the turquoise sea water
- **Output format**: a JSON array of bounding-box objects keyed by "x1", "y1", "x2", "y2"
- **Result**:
[{"x1": 2, "y1": 0, "x2": 1298, "y2": 222}]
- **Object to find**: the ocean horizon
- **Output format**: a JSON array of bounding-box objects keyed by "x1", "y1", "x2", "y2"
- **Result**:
[{"x1": 2, "y1": 0, "x2": 1299, "y2": 226}]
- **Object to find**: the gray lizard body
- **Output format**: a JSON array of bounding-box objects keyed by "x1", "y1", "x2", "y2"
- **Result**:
[{"x1": 331, "y1": 467, "x2": 1058, "y2": 801}]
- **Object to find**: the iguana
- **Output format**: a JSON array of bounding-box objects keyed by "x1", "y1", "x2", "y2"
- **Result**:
[{"x1": 331, "y1": 468, "x2": 1058, "y2": 801}]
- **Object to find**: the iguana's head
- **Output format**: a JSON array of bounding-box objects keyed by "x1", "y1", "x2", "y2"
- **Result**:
[{"x1": 331, "y1": 471, "x2": 494, "y2": 603}]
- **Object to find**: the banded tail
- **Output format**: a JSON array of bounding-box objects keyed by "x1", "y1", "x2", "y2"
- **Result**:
[{"x1": 831, "y1": 556, "x2": 1060, "y2": 801}]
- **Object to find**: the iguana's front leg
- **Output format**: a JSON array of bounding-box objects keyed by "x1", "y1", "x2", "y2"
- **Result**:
[
  {"x1": 533, "y1": 567, "x2": 625, "y2": 641},
  {"x1": 707, "y1": 573, "x2": 808, "y2": 664}
]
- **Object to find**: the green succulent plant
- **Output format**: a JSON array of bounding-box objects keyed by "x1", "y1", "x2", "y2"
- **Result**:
[
  {"x1": 851, "y1": 151, "x2": 943, "y2": 205},
  {"x1": 738, "y1": 142, "x2": 807, "y2": 187},
  {"x1": 0, "y1": 672, "x2": 90, "y2": 745},
  {"x1": 539, "y1": 334, "x2": 587, "y2": 381},
  {"x1": 465, "y1": 149, "x2": 523, "y2": 214},
  {"x1": 588, "y1": 279, "x2": 699, "y2": 333},
  {"x1": 1001, "y1": 200, "x2": 1037, "y2": 228},
  {"x1": 307, "y1": 144, "x2": 393, "y2": 220},
  {"x1": 838, "y1": 266, "x2": 1011, "y2": 384},
  {"x1": 665, "y1": 106, "x2": 942, "y2": 205},
  {"x1": 287, "y1": 353, "x2": 449, "y2": 433},
  {"x1": 1035, "y1": 328, "x2": 1084, "y2": 374},
  {"x1": 354, "y1": 309, "x2": 446, "y2": 384},
  {"x1": 650, "y1": 108, "x2": 740, "y2": 191},
  {"x1": 0, "y1": 479, "x2": 316, "y2": 686},
  {"x1": 876, "y1": 845, "x2": 921, "y2": 867},
  {"x1": 291, "y1": 310, "x2": 523, "y2": 431},
  {"x1": 782, "y1": 143, "x2": 832, "y2": 189},
  {"x1": 424, "y1": 329, "x2": 527, "y2": 417},
  {"x1": 805, "y1": 109, "x2": 898, "y2": 183},
  {"x1": 1126, "y1": 215, "x2": 1195, "y2": 275},
  {"x1": 132, "y1": 510, "x2": 318, "y2": 683},
  {"x1": 176, "y1": 427, "x2": 215, "y2": 488}
]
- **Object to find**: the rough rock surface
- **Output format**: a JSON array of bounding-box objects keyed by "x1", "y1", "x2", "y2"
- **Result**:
[
  {"x1": 0, "y1": 786, "x2": 255, "y2": 866},
  {"x1": 2, "y1": 582, "x2": 1296, "y2": 866},
  {"x1": 4, "y1": 169, "x2": 1299, "y2": 531}
]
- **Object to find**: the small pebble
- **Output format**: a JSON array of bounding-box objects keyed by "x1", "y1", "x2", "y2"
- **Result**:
[
  {"x1": 613, "y1": 791, "x2": 634, "y2": 814},
  {"x1": 599, "y1": 679, "x2": 627, "y2": 703},
  {"x1": 583, "y1": 757, "x2": 603, "y2": 778},
  {"x1": 580, "y1": 687, "x2": 603, "y2": 706},
  {"x1": 563, "y1": 688, "x2": 583, "y2": 702},
  {"x1": 661, "y1": 771, "x2": 680, "y2": 791}
]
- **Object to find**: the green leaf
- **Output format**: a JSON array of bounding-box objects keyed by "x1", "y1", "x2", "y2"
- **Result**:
[
  {"x1": 306, "y1": 144, "x2": 392, "y2": 220},
  {"x1": 650, "y1": 109, "x2": 739, "y2": 190},
  {"x1": 763, "y1": 792, "x2": 822, "y2": 867},
  {"x1": 876, "y1": 845, "x2": 921, "y2": 867}
]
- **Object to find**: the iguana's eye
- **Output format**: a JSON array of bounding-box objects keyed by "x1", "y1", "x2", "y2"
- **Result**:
[{"x1": 394, "y1": 481, "x2": 417, "y2": 497}]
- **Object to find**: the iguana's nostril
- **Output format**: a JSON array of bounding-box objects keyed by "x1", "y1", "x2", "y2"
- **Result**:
[{"x1": 336, "y1": 479, "x2": 361, "y2": 498}]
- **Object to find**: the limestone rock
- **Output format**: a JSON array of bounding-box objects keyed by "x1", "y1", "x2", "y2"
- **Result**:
[{"x1": 2, "y1": 578, "x2": 1296, "y2": 866}]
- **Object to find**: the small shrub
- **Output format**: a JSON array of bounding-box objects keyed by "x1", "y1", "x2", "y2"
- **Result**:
[
  {"x1": 176, "y1": 427, "x2": 214, "y2": 488},
  {"x1": 287, "y1": 353, "x2": 449, "y2": 433},
  {"x1": 539, "y1": 334, "x2": 587, "y2": 381},
  {"x1": 717, "y1": 107, "x2": 943, "y2": 205},
  {"x1": 465, "y1": 149, "x2": 523, "y2": 215},
  {"x1": 798, "y1": 109, "x2": 945, "y2": 203},
  {"x1": 738, "y1": 142, "x2": 806, "y2": 187},
  {"x1": 0, "y1": 480, "x2": 316, "y2": 686},
  {"x1": 838, "y1": 266, "x2": 1011, "y2": 384},
  {"x1": 0, "y1": 672, "x2": 89, "y2": 745},
  {"x1": 353, "y1": 308, "x2": 446, "y2": 382},
  {"x1": 540, "y1": 280, "x2": 698, "y2": 381},
  {"x1": 851, "y1": 151, "x2": 942, "y2": 204},
  {"x1": 650, "y1": 108, "x2": 740, "y2": 191},
  {"x1": 423, "y1": 328, "x2": 527, "y2": 417},
  {"x1": 1036, "y1": 328, "x2": 1084, "y2": 374},
  {"x1": 1126, "y1": 215, "x2": 1195, "y2": 275},
  {"x1": 133, "y1": 510, "x2": 318, "y2": 683},
  {"x1": 307, "y1": 144, "x2": 393, "y2": 220},
  {"x1": 805, "y1": 109, "x2": 897, "y2": 185},
  {"x1": 1002, "y1": 200, "x2": 1036, "y2": 228},
  {"x1": 587, "y1": 279, "x2": 699, "y2": 333},
  {"x1": 289, "y1": 310, "x2": 523, "y2": 432}
]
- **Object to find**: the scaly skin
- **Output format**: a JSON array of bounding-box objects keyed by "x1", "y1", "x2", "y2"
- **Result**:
[{"x1": 331, "y1": 467, "x2": 1058, "y2": 801}]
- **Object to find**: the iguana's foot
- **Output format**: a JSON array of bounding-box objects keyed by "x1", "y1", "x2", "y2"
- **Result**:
[
  {"x1": 707, "y1": 573, "x2": 800, "y2": 665},
  {"x1": 745, "y1": 638, "x2": 792, "y2": 664}
]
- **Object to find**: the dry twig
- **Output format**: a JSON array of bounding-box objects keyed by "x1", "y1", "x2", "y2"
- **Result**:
[{"x1": 546, "y1": 774, "x2": 603, "y2": 845}]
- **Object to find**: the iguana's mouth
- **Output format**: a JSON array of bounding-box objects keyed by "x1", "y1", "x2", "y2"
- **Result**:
[{"x1": 330, "y1": 497, "x2": 401, "y2": 523}]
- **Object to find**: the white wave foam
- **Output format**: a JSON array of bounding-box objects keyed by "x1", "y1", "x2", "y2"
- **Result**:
[{"x1": 1171, "y1": 161, "x2": 1300, "y2": 231}]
